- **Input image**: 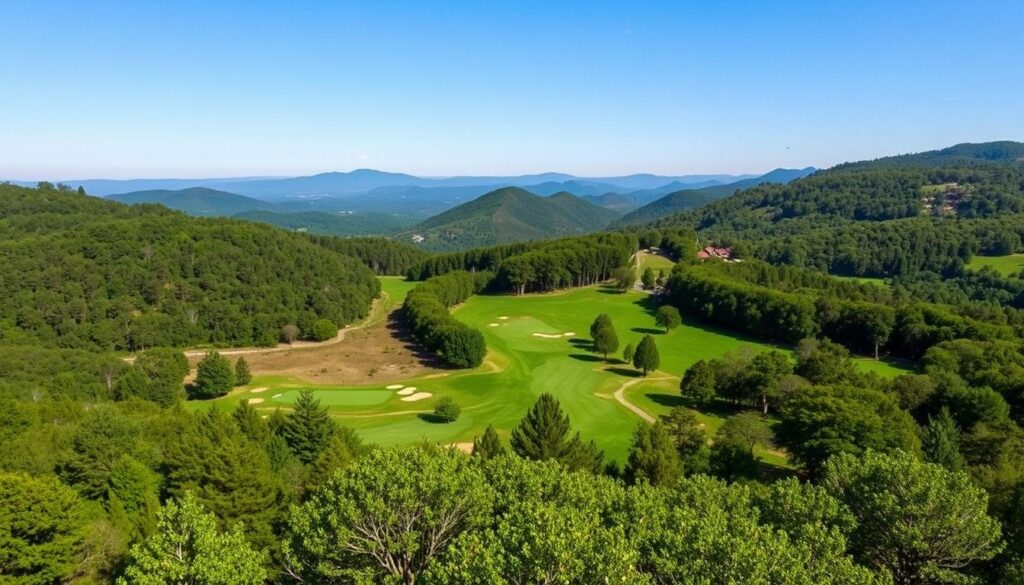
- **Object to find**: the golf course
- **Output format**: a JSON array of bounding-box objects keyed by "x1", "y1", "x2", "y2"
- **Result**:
[{"x1": 205, "y1": 261, "x2": 911, "y2": 464}]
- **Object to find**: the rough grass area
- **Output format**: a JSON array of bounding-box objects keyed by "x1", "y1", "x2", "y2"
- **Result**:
[
  {"x1": 967, "y1": 254, "x2": 1024, "y2": 276},
  {"x1": 197, "y1": 268, "x2": 911, "y2": 464}
]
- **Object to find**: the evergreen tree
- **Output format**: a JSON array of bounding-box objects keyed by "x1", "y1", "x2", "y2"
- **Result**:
[
  {"x1": 118, "y1": 492, "x2": 267, "y2": 585},
  {"x1": 434, "y1": 396, "x2": 462, "y2": 423},
  {"x1": 234, "y1": 357, "x2": 252, "y2": 386},
  {"x1": 680, "y1": 359, "x2": 716, "y2": 405},
  {"x1": 510, "y1": 393, "x2": 597, "y2": 471},
  {"x1": 592, "y1": 318, "x2": 619, "y2": 360},
  {"x1": 279, "y1": 389, "x2": 336, "y2": 464},
  {"x1": 589, "y1": 313, "x2": 612, "y2": 340},
  {"x1": 641, "y1": 267, "x2": 656, "y2": 289},
  {"x1": 633, "y1": 335, "x2": 661, "y2": 375},
  {"x1": 472, "y1": 425, "x2": 506, "y2": 459},
  {"x1": 106, "y1": 455, "x2": 161, "y2": 543},
  {"x1": 232, "y1": 400, "x2": 270, "y2": 444},
  {"x1": 307, "y1": 428, "x2": 362, "y2": 489},
  {"x1": 661, "y1": 406, "x2": 710, "y2": 474},
  {"x1": 622, "y1": 342, "x2": 635, "y2": 364},
  {"x1": 655, "y1": 305, "x2": 682, "y2": 332},
  {"x1": 191, "y1": 351, "x2": 234, "y2": 399},
  {"x1": 921, "y1": 408, "x2": 967, "y2": 473},
  {"x1": 625, "y1": 422, "x2": 683, "y2": 487}
]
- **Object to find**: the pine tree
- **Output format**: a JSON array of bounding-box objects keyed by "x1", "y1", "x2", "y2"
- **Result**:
[
  {"x1": 232, "y1": 400, "x2": 270, "y2": 444},
  {"x1": 308, "y1": 428, "x2": 362, "y2": 488},
  {"x1": 633, "y1": 335, "x2": 661, "y2": 375},
  {"x1": 625, "y1": 422, "x2": 683, "y2": 486},
  {"x1": 641, "y1": 267, "x2": 656, "y2": 289},
  {"x1": 622, "y1": 342, "x2": 635, "y2": 364},
  {"x1": 234, "y1": 357, "x2": 252, "y2": 386},
  {"x1": 589, "y1": 314, "x2": 612, "y2": 340},
  {"x1": 510, "y1": 393, "x2": 597, "y2": 471},
  {"x1": 191, "y1": 351, "x2": 234, "y2": 399},
  {"x1": 592, "y1": 319, "x2": 619, "y2": 361},
  {"x1": 680, "y1": 359, "x2": 716, "y2": 405},
  {"x1": 279, "y1": 389, "x2": 336, "y2": 464},
  {"x1": 922, "y1": 408, "x2": 967, "y2": 473},
  {"x1": 472, "y1": 425, "x2": 506, "y2": 459}
]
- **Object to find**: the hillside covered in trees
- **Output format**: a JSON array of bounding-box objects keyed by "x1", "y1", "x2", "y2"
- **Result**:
[{"x1": 0, "y1": 183, "x2": 381, "y2": 350}]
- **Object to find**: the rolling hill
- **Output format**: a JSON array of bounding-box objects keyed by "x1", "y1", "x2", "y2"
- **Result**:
[
  {"x1": 614, "y1": 167, "x2": 815, "y2": 226},
  {"x1": 401, "y1": 187, "x2": 620, "y2": 250},
  {"x1": 106, "y1": 187, "x2": 274, "y2": 216},
  {"x1": 233, "y1": 209, "x2": 414, "y2": 236}
]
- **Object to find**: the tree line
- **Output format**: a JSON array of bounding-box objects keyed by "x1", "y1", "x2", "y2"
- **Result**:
[{"x1": 402, "y1": 271, "x2": 492, "y2": 368}]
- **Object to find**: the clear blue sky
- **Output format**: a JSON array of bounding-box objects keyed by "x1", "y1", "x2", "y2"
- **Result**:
[{"x1": 2, "y1": 0, "x2": 1022, "y2": 179}]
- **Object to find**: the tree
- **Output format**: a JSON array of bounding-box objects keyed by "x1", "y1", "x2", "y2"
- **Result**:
[
  {"x1": 621, "y1": 342, "x2": 635, "y2": 364},
  {"x1": 510, "y1": 393, "x2": 600, "y2": 472},
  {"x1": 311, "y1": 318, "x2": 338, "y2": 342},
  {"x1": 680, "y1": 359, "x2": 716, "y2": 405},
  {"x1": 661, "y1": 407, "x2": 707, "y2": 458},
  {"x1": 795, "y1": 338, "x2": 856, "y2": 385},
  {"x1": 286, "y1": 448, "x2": 492, "y2": 584},
  {"x1": 921, "y1": 407, "x2": 967, "y2": 473},
  {"x1": 190, "y1": 351, "x2": 234, "y2": 399},
  {"x1": 591, "y1": 316, "x2": 619, "y2": 360},
  {"x1": 434, "y1": 396, "x2": 461, "y2": 423},
  {"x1": 58, "y1": 405, "x2": 141, "y2": 499},
  {"x1": 614, "y1": 265, "x2": 637, "y2": 290},
  {"x1": 625, "y1": 422, "x2": 683, "y2": 486},
  {"x1": 106, "y1": 455, "x2": 161, "y2": 543},
  {"x1": 655, "y1": 305, "x2": 682, "y2": 332},
  {"x1": 0, "y1": 472, "x2": 87, "y2": 585},
  {"x1": 307, "y1": 429, "x2": 363, "y2": 489},
  {"x1": 823, "y1": 451, "x2": 1002, "y2": 585},
  {"x1": 279, "y1": 389, "x2": 336, "y2": 464},
  {"x1": 472, "y1": 425, "x2": 505, "y2": 459},
  {"x1": 710, "y1": 413, "x2": 772, "y2": 482},
  {"x1": 641, "y1": 267, "x2": 656, "y2": 289},
  {"x1": 633, "y1": 335, "x2": 660, "y2": 375},
  {"x1": 589, "y1": 313, "x2": 612, "y2": 340},
  {"x1": 281, "y1": 323, "x2": 300, "y2": 344},
  {"x1": 749, "y1": 350, "x2": 793, "y2": 414},
  {"x1": 132, "y1": 348, "x2": 189, "y2": 405},
  {"x1": 234, "y1": 357, "x2": 252, "y2": 386},
  {"x1": 439, "y1": 327, "x2": 486, "y2": 368},
  {"x1": 118, "y1": 492, "x2": 267, "y2": 585}
]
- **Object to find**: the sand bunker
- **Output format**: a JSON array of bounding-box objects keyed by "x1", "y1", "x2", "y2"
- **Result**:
[
  {"x1": 397, "y1": 387, "x2": 418, "y2": 396},
  {"x1": 532, "y1": 332, "x2": 574, "y2": 339},
  {"x1": 563, "y1": 332, "x2": 576, "y2": 337},
  {"x1": 401, "y1": 392, "x2": 432, "y2": 402},
  {"x1": 248, "y1": 398, "x2": 265, "y2": 404},
  {"x1": 272, "y1": 393, "x2": 282, "y2": 399},
  {"x1": 450, "y1": 442, "x2": 474, "y2": 454},
  {"x1": 489, "y1": 323, "x2": 500, "y2": 327},
  {"x1": 499, "y1": 316, "x2": 509, "y2": 320},
  {"x1": 250, "y1": 387, "x2": 268, "y2": 393},
  {"x1": 386, "y1": 384, "x2": 404, "y2": 390}
]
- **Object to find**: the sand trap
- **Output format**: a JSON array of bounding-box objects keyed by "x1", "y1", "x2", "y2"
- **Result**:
[
  {"x1": 499, "y1": 316, "x2": 509, "y2": 320},
  {"x1": 489, "y1": 323, "x2": 500, "y2": 327},
  {"x1": 532, "y1": 332, "x2": 564, "y2": 339},
  {"x1": 386, "y1": 384, "x2": 404, "y2": 390},
  {"x1": 562, "y1": 332, "x2": 576, "y2": 337},
  {"x1": 248, "y1": 398, "x2": 264, "y2": 404},
  {"x1": 450, "y1": 442, "x2": 474, "y2": 454},
  {"x1": 272, "y1": 393, "x2": 282, "y2": 399},
  {"x1": 401, "y1": 392, "x2": 432, "y2": 402},
  {"x1": 397, "y1": 387, "x2": 418, "y2": 396},
  {"x1": 250, "y1": 387, "x2": 268, "y2": 393}
]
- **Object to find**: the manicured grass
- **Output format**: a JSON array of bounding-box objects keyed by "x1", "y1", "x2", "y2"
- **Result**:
[
  {"x1": 638, "y1": 252, "x2": 676, "y2": 273},
  {"x1": 201, "y1": 274, "x2": 910, "y2": 465},
  {"x1": 967, "y1": 254, "x2": 1024, "y2": 276},
  {"x1": 831, "y1": 274, "x2": 889, "y2": 287}
]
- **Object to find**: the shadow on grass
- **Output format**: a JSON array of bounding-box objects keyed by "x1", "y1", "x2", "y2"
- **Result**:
[
  {"x1": 568, "y1": 338, "x2": 591, "y2": 348},
  {"x1": 606, "y1": 366, "x2": 644, "y2": 378},
  {"x1": 645, "y1": 392, "x2": 686, "y2": 408},
  {"x1": 569, "y1": 353, "x2": 605, "y2": 363},
  {"x1": 596, "y1": 285, "x2": 628, "y2": 295},
  {"x1": 632, "y1": 294, "x2": 660, "y2": 317},
  {"x1": 417, "y1": 413, "x2": 452, "y2": 424},
  {"x1": 631, "y1": 327, "x2": 664, "y2": 335}
]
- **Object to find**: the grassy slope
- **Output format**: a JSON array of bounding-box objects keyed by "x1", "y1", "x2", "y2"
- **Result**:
[
  {"x1": 208, "y1": 276, "x2": 910, "y2": 463},
  {"x1": 967, "y1": 254, "x2": 1024, "y2": 276}
]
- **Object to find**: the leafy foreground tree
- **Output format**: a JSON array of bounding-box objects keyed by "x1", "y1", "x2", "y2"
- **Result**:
[
  {"x1": 591, "y1": 314, "x2": 620, "y2": 360},
  {"x1": 286, "y1": 447, "x2": 492, "y2": 584},
  {"x1": 118, "y1": 492, "x2": 267, "y2": 585},
  {"x1": 234, "y1": 357, "x2": 252, "y2": 386},
  {"x1": 680, "y1": 359, "x2": 716, "y2": 406},
  {"x1": 660, "y1": 406, "x2": 710, "y2": 474},
  {"x1": 190, "y1": 351, "x2": 234, "y2": 399},
  {"x1": 625, "y1": 422, "x2": 683, "y2": 487},
  {"x1": 655, "y1": 305, "x2": 682, "y2": 332},
  {"x1": 472, "y1": 425, "x2": 506, "y2": 459},
  {"x1": 510, "y1": 393, "x2": 603, "y2": 472},
  {"x1": 823, "y1": 450, "x2": 1003, "y2": 585},
  {"x1": 633, "y1": 334, "x2": 661, "y2": 375},
  {"x1": 433, "y1": 396, "x2": 461, "y2": 423},
  {"x1": 279, "y1": 388, "x2": 336, "y2": 464},
  {"x1": 641, "y1": 266, "x2": 656, "y2": 289},
  {"x1": 0, "y1": 472, "x2": 87, "y2": 585},
  {"x1": 710, "y1": 413, "x2": 772, "y2": 483}
]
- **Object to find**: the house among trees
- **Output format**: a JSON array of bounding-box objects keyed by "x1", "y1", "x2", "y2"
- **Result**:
[{"x1": 697, "y1": 246, "x2": 734, "y2": 261}]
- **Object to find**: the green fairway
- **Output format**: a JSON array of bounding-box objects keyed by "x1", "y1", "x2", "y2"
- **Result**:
[
  {"x1": 207, "y1": 273, "x2": 911, "y2": 464},
  {"x1": 967, "y1": 254, "x2": 1024, "y2": 276},
  {"x1": 638, "y1": 252, "x2": 676, "y2": 272}
]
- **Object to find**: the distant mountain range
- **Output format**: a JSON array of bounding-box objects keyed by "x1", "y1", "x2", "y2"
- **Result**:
[
  {"x1": 399, "y1": 187, "x2": 620, "y2": 250},
  {"x1": 107, "y1": 187, "x2": 274, "y2": 216}
]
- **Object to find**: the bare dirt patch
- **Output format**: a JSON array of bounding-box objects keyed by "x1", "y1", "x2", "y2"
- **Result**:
[
  {"x1": 247, "y1": 398, "x2": 265, "y2": 405},
  {"x1": 450, "y1": 442, "x2": 474, "y2": 454}
]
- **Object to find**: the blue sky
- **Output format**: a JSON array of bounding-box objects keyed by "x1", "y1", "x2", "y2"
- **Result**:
[{"x1": 2, "y1": 0, "x2": 1022, "y2": 179}]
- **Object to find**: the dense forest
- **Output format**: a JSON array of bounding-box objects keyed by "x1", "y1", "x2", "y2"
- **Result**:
[{"x1": 0, "y1": 184, "x2": 382, "y2": 351}]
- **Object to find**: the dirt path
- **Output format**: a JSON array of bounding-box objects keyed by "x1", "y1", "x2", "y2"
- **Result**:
[{"x1": 612, "y1": 374, "x2": 674, "y2": 423}]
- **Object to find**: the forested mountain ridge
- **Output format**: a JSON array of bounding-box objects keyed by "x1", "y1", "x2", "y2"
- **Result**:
[
  {"x1": 107, "y1": 186, "x2": 275, "y2": 216},
  {"x1": 233, "y1": 209, "x2": 414, "y2": 236},
  {"x1": 401, "y1": 187, "x2": 620, "y2": 250},
  {"x1": 0, "y1": 183, "x2": 380, "y2": 350}
]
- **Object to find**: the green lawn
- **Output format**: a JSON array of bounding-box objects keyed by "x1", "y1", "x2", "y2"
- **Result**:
[
  {"x1": 967, "y1": 254, "x2": 1024, "y2": 276},
  {"x1": 638, "y1": 252, "x2": 676, "y2": 273},
  {"x1": 199, "y1": 275, "x2": 911, "y2": 464},
  {"x1": 831, "y1": 274, "x2": 888, "y2": 287}
]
